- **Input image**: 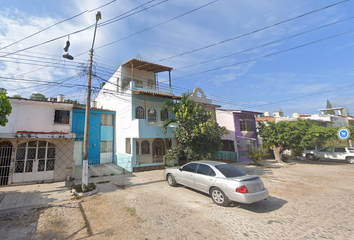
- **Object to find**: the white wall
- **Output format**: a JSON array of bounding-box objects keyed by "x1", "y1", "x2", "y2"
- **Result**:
[
  {"x1": 215, "y1": 110, "x2": 236, "y2": 141},
  {"x1": 0, "y1": 99, "x2": 73, "y2": 134}
]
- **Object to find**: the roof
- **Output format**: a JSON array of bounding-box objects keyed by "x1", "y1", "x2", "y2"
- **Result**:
[
  {"x1": 121, "y1": 59, "x2": 173, "y2": 73},
  {"x1": 132, "y1": 90, "x2": 181, "y2": 100},
  {"x1": 217, "y1": 109, "x2": 263, "y2": 115}
]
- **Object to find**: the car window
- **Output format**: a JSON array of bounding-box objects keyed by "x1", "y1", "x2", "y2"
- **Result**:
[
  {"x1": 181, "y1": 163, "x2": 198, "y2": 173},
  {"x1": 348, "y1": 148, "x2": 354, "y2": 153},
  {"x1": 320, "y1": 147, "x2": 333, "y2": 152},
  {"x1": 197, "y1": 164, "x2": 216, "y2": 176},
  {"x1": 334, "y1": 147, "x2": 345, "y2": 153},
  {"x1": 215, "y1": 164, "x2": 245, "y2": 178}
]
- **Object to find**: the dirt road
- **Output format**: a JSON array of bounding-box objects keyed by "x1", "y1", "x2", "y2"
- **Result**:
[{"x1": 1, "y1": 160, "x2": 353, "y2": 239}]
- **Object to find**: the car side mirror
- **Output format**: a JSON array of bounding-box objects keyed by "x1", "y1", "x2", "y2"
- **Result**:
[{"x1": 179, "y1": 167, "x2": 182, "y2": 172}]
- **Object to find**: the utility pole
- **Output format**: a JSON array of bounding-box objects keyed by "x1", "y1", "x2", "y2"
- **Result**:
[{"x1": 82, "y1": 11, "x2": 101, "y2": 190}]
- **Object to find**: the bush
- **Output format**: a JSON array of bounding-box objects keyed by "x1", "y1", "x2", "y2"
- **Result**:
[{"x1": 247, "y1": 147, "x2": 268, "y2": 166}]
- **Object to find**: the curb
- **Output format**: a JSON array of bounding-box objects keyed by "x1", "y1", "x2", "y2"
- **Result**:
[{"x1": 72, "y1": 186, "x2": 99, "y2": 197}]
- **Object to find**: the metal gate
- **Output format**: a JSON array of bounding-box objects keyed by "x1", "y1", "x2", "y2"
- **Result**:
[{"x1": 0, "y1": 141, "x2": 12, "y2": 186}]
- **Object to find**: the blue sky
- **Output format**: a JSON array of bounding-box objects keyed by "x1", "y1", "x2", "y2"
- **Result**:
[{"x1": 1, "y1": 0, "x2": 354, "y2": 116}]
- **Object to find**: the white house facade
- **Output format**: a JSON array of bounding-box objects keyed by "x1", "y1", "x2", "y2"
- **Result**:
[
  {"x1": 95, "y1": 58, "x2": 179, "y2": 172},
  {"x1": 0, "y1": 97, "x2": 75, "y2": 185}
]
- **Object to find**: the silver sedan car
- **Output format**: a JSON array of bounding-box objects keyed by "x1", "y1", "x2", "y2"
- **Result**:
[{"x1": 163, "y1": 160, "x2": 269, "y2": 206}]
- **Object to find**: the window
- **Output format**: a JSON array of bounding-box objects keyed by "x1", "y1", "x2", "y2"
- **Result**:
[
  {"x1": 334, "y1": 147, "x2": 345, "y2": 153},
  {"x1": 101, "y1": 141, "x2": 113, "y2": 153},
  {"x1": 136, "y1": 141, "x2": 139, "y2": 155},
  {"x1": 15, "y1": 141, "x2": 55, "y2": 173},
  {"x1": 126, "y1": 138, "x2": 131, "y2": 154},
  {"x1": 239, "y1": 119, "x2": 254, "y2": 131},
  {"x1": 161, "y1": 109, "x2": 168, "y2": 122},
  {"x1": 215, "y1": 164, "x2": 246, "y2": 178},
  {"x1": 122, "y1": 77, "x2": 131, "y2": 90},
  {"x1": 320, "y1": 147, "x2": 333, "y2": 152},
  {"x1": 147, "y1": 79, "x2": 154, "y2": 89},
  {"x1": 136, "y1": 106, "x2": 144, "y2": 119},
  {"x1": 142, "y1": 141, "x2": 150, "y2": 154},
  {"x1": 197, "y1": 164, "x2": 216, "y2": 176},
  {"x1": 54, "y1": 110, "x2": 70, "y2": 124},
  {"x1": 101, "y1": 114, "x2": 113, "y2": 126},
  {"x1": 182, "y1": 163, "x2": 198, "y2": 173},
  {"x1": 148, "y1": 108, "x2": 156, "y2": 123},
  {"x1": 135, "y1": 79, "x2": 143, "y2": 88}
]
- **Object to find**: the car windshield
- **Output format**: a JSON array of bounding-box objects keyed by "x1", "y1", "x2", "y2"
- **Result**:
[{"x1": 215, "y1": 164, "x2": 246, "y2": 178}]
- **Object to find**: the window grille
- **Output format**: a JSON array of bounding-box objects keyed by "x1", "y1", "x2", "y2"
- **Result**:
[
  {"x1": 54, "y1": 110, "x2": 70, "y2": 124},
  {"x1": 239, "y1": 119, "x2": 254, "y2": 131},
  {"x1": 135, "y1": 79, "x2": 143, "y2": 88},
  {"x1": 101, "y1": 141, "x2": 113, "y2": 153},
  {"x1": 14, "y1": 141, "x2": 55, "y2": 174},
  {"x1": 136, "y1": 106, "x2": 144, "y2": 119},
  {"x1": 101, "y1": 114, "x2": 113, "y2": 126},
  {"x1": 161, "y1": 109, "x2": 168, "y2": 121},
  {"x1": 148, "y1": 108, "x2": 156, "y2": 123},
  {"x1": 142, "y1": 141, "x2": 150, "y2": 154}
]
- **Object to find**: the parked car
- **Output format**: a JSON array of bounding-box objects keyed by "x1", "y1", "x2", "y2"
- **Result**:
[
  {"x1": 304, "y1": 146, "x2": 354, "y2": 163},
  {"x1": 163, "y1": 160, "x2": 269, "y2": 206}
]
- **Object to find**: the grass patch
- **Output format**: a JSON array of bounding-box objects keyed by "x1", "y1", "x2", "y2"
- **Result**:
[
  {"x1": 96, "y1": 181, "x2": 110, "y2": 184},
  {"x1": 72, "y1": 182, "x2": 97, "y2": 193},
  {"x1": 126, "y1": 207, "x2": 137, "y2": 216}
]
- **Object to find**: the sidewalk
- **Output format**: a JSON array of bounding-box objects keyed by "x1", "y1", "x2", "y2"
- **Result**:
[{"x1": 0, "y1": 181, "x2": 72, "y2": 213}]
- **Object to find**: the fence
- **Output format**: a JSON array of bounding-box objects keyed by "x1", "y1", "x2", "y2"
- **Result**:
[{"x1": 212, "y1": 151, "x2": 238, "y2": 162}]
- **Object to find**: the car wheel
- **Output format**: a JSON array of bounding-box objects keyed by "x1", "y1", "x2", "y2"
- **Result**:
[
  {"x1": 346, "y1": 157, "x2": 354, "y2": 164},
  {"x1": 210, "y1": 187, "x2": 229, "y2": 206},
  {"x1": 167, "y1": 174, "x2": 178, "y2": 187},
  {"x1": 306, "y1": 154, "x2": 317, "y2": 160}
]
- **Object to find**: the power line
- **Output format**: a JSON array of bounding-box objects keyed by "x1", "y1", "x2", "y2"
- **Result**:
[
  {"x1": 174, "y1": 15, "x2": 354, "y2": 71},
  {"x1": 173, "y1": 28, "x2": 354, "y2": 80},
  {"x1": 0, "y1": 0, "x2": 117, "y2": 51},
  {"x1": 154, "y1": 0, "x2": 349, "y2": 63}
]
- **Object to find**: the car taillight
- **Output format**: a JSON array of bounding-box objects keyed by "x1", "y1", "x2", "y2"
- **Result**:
[{"x1": 236, "y1": 185, "x2": 248, "y2": 193}]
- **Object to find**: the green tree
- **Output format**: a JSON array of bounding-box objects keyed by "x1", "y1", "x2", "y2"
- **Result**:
[
  {"x1": 12, "y1": 94, "x2": 22, "y2": 98},
  {"x1": 30, "y1": 93, "x2": 47, "y2": 101},
  {"x1": 0, "y1": 92, "x2": 12, "y2": 126},
  {"x1": 326, "y1": 100, "x2": 335, "y2": 115},
  {"x1": 162, "y1": 93, "x2": 228, "y2": 162},
  {"x1": 258, "y1": 119, "x2": 316, "y2": 163}
]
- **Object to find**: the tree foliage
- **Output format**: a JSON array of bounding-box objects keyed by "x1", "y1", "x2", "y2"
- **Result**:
[
  {"x1": 162, "y1": 93, "x2": 228, "y2": 162},
  {"x1": 12, "y1": 94, "x2": 22, "y2": 98},
  {"x1": 258, "y1": 119, "x2": 337, "y2": 163},
  {"x1": 0, "y1": 92, "x2": 12, "y2": 127},
  {"x1": 30, "y1": 93, "x2": 47, "y2": 101}
]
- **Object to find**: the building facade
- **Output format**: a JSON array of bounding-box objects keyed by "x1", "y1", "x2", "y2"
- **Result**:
[
  {"x1": 0, "y1": 98, "x2": 75, "y2": 186},
  {"x1": 216, "y1": 109, "x2": 261, "y2": 162},
  {"x1": 95, "y1": 58, "x2": 180, "y2": 172}
]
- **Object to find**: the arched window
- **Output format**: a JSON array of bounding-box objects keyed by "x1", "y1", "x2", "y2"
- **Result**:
[
  {"x1": 136, "y1": 141, "x2": 139, "y2": 155},
  {"x1": 135, "y1": 79, "x2": 143, "y2": 88},
  {"x1": 148, "y1": 108, "x2": 156, "y2": 123},
  {"x1": 147, "y1": 79, "x2": 154, "y2": 89},
  {"x1": 142, "y1": 141, "x2": 150, "y2": 154},
  {"x1": 161, "y1": 109, "x2": 168, "y2": 122},
  {"x1": 136, "y1": 106, "x2": 144, "y2": 119}
]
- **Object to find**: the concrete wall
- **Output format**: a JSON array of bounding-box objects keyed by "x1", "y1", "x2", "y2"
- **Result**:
[{"x1": 1, "y1": 99, "x2": 73, "y2": 134}]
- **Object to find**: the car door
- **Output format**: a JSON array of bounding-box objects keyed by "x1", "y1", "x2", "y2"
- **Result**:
[
  {"x1": 318, "y1": 147, "x2": 333, "y2": 159},
  {"x1": 194, "y1": 164, "x2": 217, "y2": 193},
  {"x1": 334, "y1": 147, "x2": 347, "y2": 160},
  {"x1": 176, "y1": 163, "x2": 198, "y2": 188}
]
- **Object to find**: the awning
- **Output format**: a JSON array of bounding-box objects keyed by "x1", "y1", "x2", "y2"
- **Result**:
[{"x1": 0, "y1": 131, "x2": 76, "y2": 139}]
